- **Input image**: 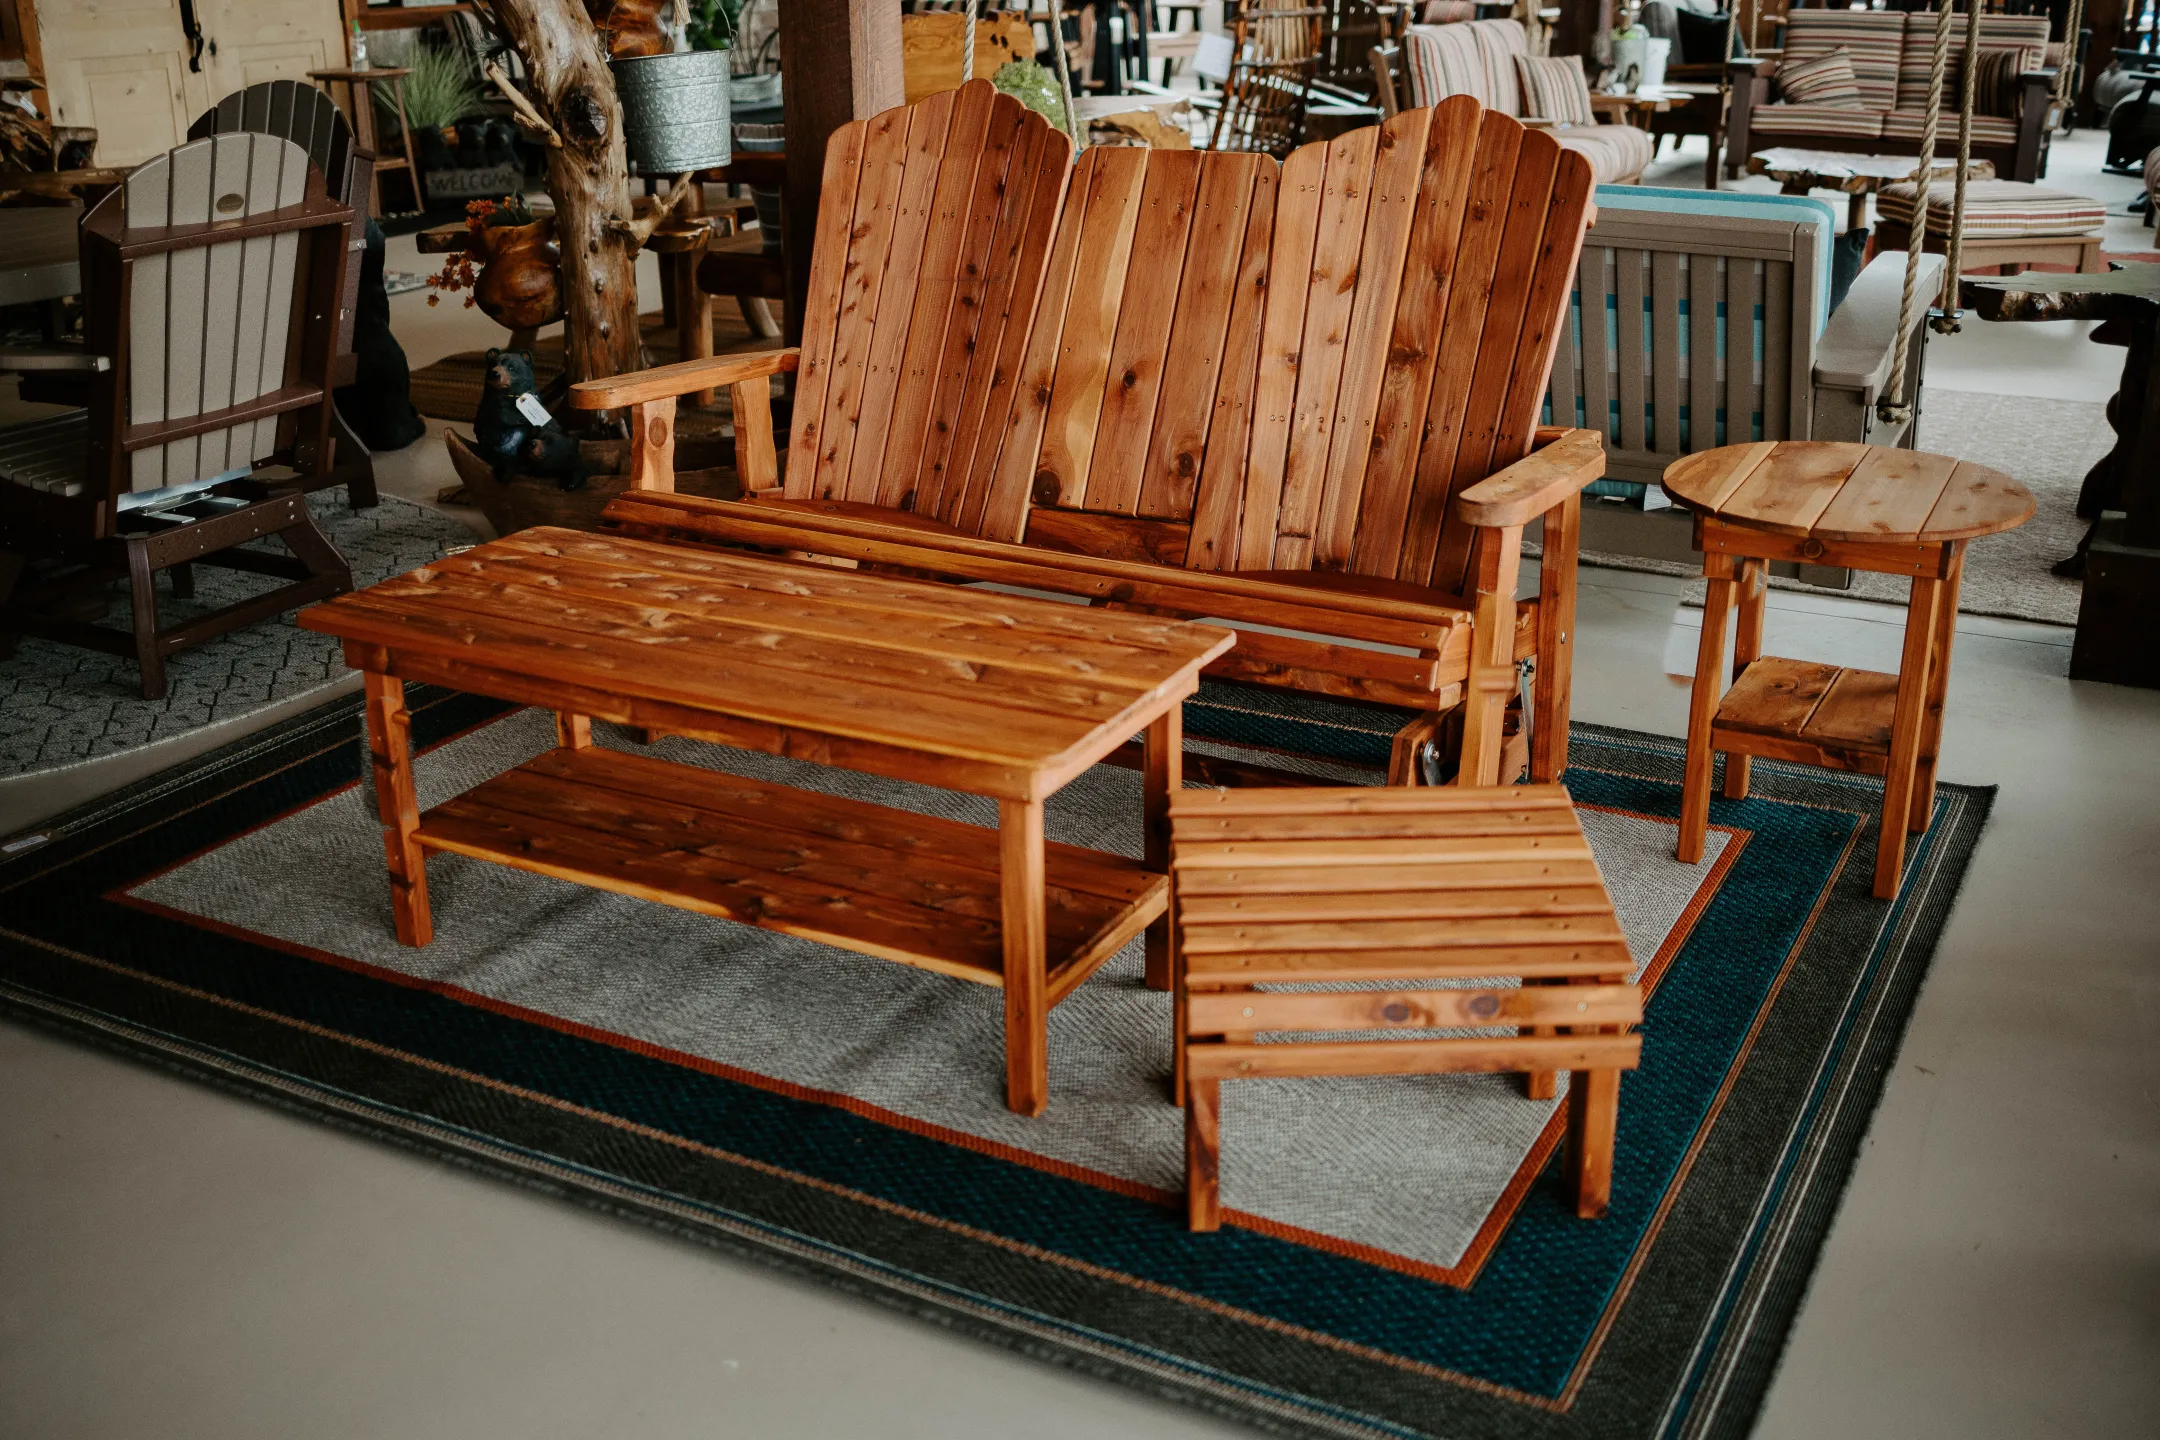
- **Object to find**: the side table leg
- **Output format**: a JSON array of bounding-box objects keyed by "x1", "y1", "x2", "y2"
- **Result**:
[
  {"x1": 1143, "y1": 705, "x2": 1181, "y2": 992},
  {"x1": 1875, "y1": 574, "x2": 1944, "y2": 899},
  {"x1": 363, "y1": 671, "x2": 432, "y2": 946},
  {"x1": 1001, "y1": 796, "x2": 1050, "y2": 1117},
  {"x1": 1725, "y1": 558, "x2": 1767, "y2": 800},
  {"x1": 556, "y1": 712, "x2": 592, "y2": 749},
  {"x1": 1910, "y1": 546, "x2": 1964, "y2": 834},
  {"x1": 1679, "y1": 555, "x2": 1736, "y2": 863}
]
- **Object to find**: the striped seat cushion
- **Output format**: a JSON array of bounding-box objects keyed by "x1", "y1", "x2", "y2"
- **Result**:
[
  {"x1": 1879, "y1": 109, "x2": 2021, "y2": 147},
  {"x1": 1515, "y1": 53, "x2": 1594, "y2": 125},
  {"x1": 1894, "y1": 13, "x2": 2050, "y2": 111},
  {"x1": 1750, "y1": 103, "x2": 1886, "y2": 139},
  {"x1": 1419, "y1": 0, "x2": 1478, "y2": 22},
  {"x1": 1403, "y1": 17, "x2": 1526, "y2": 112},
  {"x1": 1876, "y1": 179, "x2": 2105, "y2": 237},
  {"x1": 1554, "y1": 121, "x2": 1655, "y2": 184},
  {"x1": 1780, "y1": 10, "x2": 1906, "y2": 112},
  {"x1": 1777, "y1": 48, "x2": 1865, "y2": 109}
]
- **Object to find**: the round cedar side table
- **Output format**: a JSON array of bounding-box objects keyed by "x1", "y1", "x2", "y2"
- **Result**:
[{"x1": 1662, "y1": 441, "x2": 2035, "y2": 900}]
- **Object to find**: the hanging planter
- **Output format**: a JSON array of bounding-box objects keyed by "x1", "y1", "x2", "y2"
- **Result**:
[{"x1": 612, "y1": 0, "x2": 735, "y2": 179}]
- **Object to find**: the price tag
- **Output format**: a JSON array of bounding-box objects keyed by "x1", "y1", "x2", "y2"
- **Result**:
[{"x1": 514, "y1": 392, "x2": 552, "y2": 426}]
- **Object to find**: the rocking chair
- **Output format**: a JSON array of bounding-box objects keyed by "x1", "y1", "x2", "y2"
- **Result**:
[{"x1": 0, "y1": 131, "x2": 358, "y2": 699}]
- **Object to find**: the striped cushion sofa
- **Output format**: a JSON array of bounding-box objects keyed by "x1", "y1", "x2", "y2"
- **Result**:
[
  {"x1": 1726, "y1": 10, "x2": 2056, "y2": 183},
  {"x1": 1403, "y1": 18, "x2": 1655, "y2": 183}
]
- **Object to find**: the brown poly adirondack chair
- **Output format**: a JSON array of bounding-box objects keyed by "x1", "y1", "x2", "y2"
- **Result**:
[
  {"x1": 578, "y1": 88, "x2": 1605, "y2": 789},
  {"x1": 189, "y1": 78, "x2": 379, "y2": 509},
  {"x1": 0, "y1": 131, "x2": 357, "y2": 698}
]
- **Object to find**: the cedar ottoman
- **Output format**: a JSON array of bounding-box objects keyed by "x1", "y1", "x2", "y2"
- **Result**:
[{"x1": 1168, "y1": 784, "x2": 1644, "y2": 1231}]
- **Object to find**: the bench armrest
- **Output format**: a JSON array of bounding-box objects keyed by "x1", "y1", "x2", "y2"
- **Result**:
[
  {"x1": 1454, "y1": 428, "x2": 1606, "y2": 529},
  {"x1": 1814, "y1": 252, "x2": 1945, "y2": 397},
  {"x1": 569, "y1": 348, "x2": 799, "y2": 410}
]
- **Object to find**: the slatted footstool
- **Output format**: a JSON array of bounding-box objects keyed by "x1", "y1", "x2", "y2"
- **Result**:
[{"x1": 1168, "y1": 785, "x2": 1644, "y2": 1232}]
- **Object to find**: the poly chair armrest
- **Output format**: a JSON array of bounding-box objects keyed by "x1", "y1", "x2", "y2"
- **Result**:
[
  {"x1": 570, "y1": 348, "x2": 799, "y2": 409},
  {"x1": 1454, "y1": 428, "x2": 1606, "y2": 529},
  {"x1": 0, "y1": 348, "x2": 111, "y2": 373}
]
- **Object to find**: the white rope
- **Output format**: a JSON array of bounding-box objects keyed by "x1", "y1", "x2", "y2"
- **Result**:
[
  {"x1": 1880, "y1": 1, "x2": 1956, "y2": 425},
  {"x1": 963, "y1": 0, "x2": 980, "y2": 80},
  {"x1": 1935, "y1": 0, "x2": 1982, "y2": 335},
  {"x1": 2054, "y1": 0, "x2": 2088, "y2": 113},
  {"x1": 1049, "y1": 2, "x2": 1083, "y2": 148}
]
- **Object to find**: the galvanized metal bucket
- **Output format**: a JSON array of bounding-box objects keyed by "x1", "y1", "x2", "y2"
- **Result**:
[{"x1": 612, "y1": 47, "x2": 732, "y2": 174}]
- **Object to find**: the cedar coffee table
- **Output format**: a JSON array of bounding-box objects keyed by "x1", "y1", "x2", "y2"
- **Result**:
[
  {"x1": 1663, "y1": 441, "x2": 2033, "y2": 899},
  {"x1": 298, "y1": 527, "x2": 1235, "y2": 1115}
]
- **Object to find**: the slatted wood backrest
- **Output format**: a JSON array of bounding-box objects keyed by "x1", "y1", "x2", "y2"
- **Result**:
[
  {"x1": 117, "y1": 132, "x2": 317, "y2": 496},
  {"x1": 1210, "y1": 6, "x2": 1329, "y2": 157},
  {"x1": 188, "y1": 80, "x2": 358, "y2": 208},
  {"x1": 1549, "y1": 208, "x2": 1820, "y2": 485},
  {"x1": 1189, "y1": 97, "x2": 1596, "y2": 597},
  {"x1": 782, "y1": 79, "x2": 1073, "y2": 537},
  {"x1": 997, "y1": 145, "x2": 1281, "y2": 562}
]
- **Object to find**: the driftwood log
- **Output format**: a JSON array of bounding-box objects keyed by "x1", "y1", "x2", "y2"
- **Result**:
[{"x1": 475, "y1": 0, "x2": 644, "y2": 397}]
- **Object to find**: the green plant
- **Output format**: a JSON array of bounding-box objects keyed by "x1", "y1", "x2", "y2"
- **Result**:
[
  {"x1": 991, "y1": 60, "x2": 1070, "y2": 135},
  {"x1": 378, "y1": 44, "x2": 483, "y2": 134},
  {"x1": 686, "y1": 0, "x2": 743, "y2": 53}
]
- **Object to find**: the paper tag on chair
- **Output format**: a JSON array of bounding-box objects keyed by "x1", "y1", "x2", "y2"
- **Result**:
[{"x1": 514, "y1": 392, "x2": 552, "y2": 427}]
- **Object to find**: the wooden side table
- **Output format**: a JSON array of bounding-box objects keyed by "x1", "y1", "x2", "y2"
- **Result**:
[
  {"x1": 1663, "y1": 442, "x2": 2034, "y2": 899},
  {"x1": 310, "y1": 67, "x2": 420, "y2": 218}
]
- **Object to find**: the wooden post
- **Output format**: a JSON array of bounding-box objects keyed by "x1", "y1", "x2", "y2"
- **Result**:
[
  {"x1": 1143, "y1": 704, "x2": 1181, "y2": 992},
  {"x1": 781, "y1": 0, "x2": 904, "y2": 347},
  {"x1": 1000, "y1": 795, "x2": 1050, "y2": 1117},
  {"x1": 1724, "y1": 557, "x2": 1767, "y2": 800},
  {"x1": 364, "y1": 670, "x2": 432, "y2": 947},
  {"x1": 1679, "y1": 551, "x2": 1736, "y2": 864}
]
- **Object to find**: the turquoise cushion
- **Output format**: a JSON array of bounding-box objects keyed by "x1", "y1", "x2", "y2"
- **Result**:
[{"x1": 1593, "y1": 184, "x2": 1839, "y2": 335}]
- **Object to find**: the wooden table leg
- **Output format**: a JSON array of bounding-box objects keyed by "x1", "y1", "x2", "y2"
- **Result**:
[
  {"x1": 1909, "y1": 545, "x2": 1963, "y2": 834},
  {"x1": 1679, "y1": 553, "x2": 1736, "y2": 864},
  {"x1": 1000, "y1": 796, "x2": 1049, "y2": 1116},
  {"x1": 1143, "y1": 704, "x2": 1180, "y2": 992},
  {"x1": 1724, "y1": 557, "x2": 1767, "y2": 801},
  {"x1": 1875, "y1": 573, "x2": 1943, "y2": 899},
  {"x1": 556, "y1": 712, "x2": 592, "y2": 748},
  {"x1": 1185, "y1": 1076, "x2": 1222, "y2": 1231},
  {"x1": 363, "y1": 670, "x2": 432, "y2": 946},
  {"x1": 1565, "y1": 1064, "x2": 1619, "y2": 1220}
]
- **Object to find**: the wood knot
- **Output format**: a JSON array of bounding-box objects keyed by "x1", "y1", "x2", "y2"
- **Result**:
[
  {"x1": 647, "y1": 416, "x2": 668, "y2": 446},
  {"x1": 1176, "y1": 452, "x2": 1195, "y2": 478},
  {"x1": 1381, "y1": 1001, "x2": 1412, "y2": 1023},
  {"x1": 1032, "y1": 470, "x2": 1061, "y2": 505},
  {"x1": 561, "y1": 90, "x2": 609, "y2": 143},
  {"x1": 1121, "y1": 369, "x2": 1138, "y2": 390},
  {"x1": 1468, "y1": 994, "x2": 1500, "y2": 1019}
]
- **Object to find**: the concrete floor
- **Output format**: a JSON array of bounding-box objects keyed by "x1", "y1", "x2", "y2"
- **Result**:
[{"x1": 3, "y1": 135, "x2": 2157, "y2": 1437}]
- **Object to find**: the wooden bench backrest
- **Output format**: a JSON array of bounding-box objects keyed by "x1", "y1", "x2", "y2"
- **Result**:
[
  {"x1": 100, "y1": 132, "x2": 323, "y2": 498},
  {"x1": 1007, "y1": 98, "x2": 1593, "y2": 598},
  {"x1": 781, "y1": 79, "x2": 1073, "y2": 536},
  {"x1": 1553, "y1": 207, "x2": 1820, "y2": 485},
  {"x1": 1005, "y1": 145, "x2": 1281, "y2": 563},
  {"x1": 1207, "y1": 99, "x2": 1594, "y2": 595}
]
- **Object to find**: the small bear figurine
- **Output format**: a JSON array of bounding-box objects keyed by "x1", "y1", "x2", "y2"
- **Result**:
[
  {"x1": 453, "y1": 121, "x2": 489, "y2": 171},
  {"x1": 471, "y1": 349, "x2": 589, "y2": 491}
]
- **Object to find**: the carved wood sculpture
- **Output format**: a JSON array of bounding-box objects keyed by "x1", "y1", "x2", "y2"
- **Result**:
[
  {"x1": 573, "y1": 87, "x2": 1607, "y2": 789},
  {"x1": 475, "y1": 0, "x2": 646, "y2": 391}
]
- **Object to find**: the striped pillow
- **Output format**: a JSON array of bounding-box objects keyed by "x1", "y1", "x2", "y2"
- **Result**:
[
  {"x1": 1513, "y1": 53, "x2": 1593, "y2": 126},
  {"x1": 1973, "y1": 47, "x2": 2041, "y2": 118},
  {"x1": 1778, "y1": 47, "x2": 1866, "y2": 109}
]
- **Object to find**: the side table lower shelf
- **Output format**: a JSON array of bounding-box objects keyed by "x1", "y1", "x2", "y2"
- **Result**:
[
  {"x1": 1711, "y1": 657, "x2": 1898, "y2": 775},
  {"x1": 412, "y1": 744, "x2": 1167, "y2": 1002}
]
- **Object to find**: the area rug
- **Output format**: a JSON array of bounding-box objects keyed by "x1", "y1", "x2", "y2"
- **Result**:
[
  {"x1": 0, "y1": 496, "x2": 476, "y2": 781},
  {"x1": 0, "y1": 691, "x2": 1993, "y2": 1440},
  {"x1": 1584, "y1": 387, "x2": 2107, "y2": 626}
]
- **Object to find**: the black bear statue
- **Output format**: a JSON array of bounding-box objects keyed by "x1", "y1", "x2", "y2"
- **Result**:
[{"x1": 472, "y1": 349, "x2": 589, "y2": 491}]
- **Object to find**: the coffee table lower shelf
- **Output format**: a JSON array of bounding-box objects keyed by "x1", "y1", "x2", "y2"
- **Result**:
[{"x1": 413, "y1": 744, "x2": 1166, "y2": 1000}]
